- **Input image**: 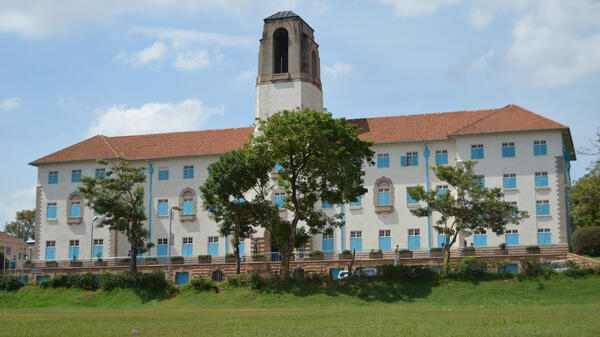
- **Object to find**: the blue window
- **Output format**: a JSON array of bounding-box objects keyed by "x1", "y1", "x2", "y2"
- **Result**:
[
  {"x1": 274, "y1": 192, "x2": 285, "y2": 209},
  {"x1": 157, "y1": 238, "x2": 168, "y2": 257},
  {"x1": 71, "y1": 169, "x2": 82, "y2": 183},
  {"x1": 435, "y1": 150, "x2": 448, "y2": 165},
  {"x1": 471, "y1": 144, "x2": 484, "y2": 159},
  {"x1": 503, "y1": 173, "x2": 517, "y2": 189},
  {"x1": 473, "y1": 176, "x2": 485, "y2": 189},
  {"x1": 377, "y1": 187, "x2": 391, "y2": 206},
  {"x1": 237, "y1": 242, "x2": 245, "y2": 256},
  {"x1": 321, "y1": 200, "x2": 333, "y2": 209},
  {"x1": 175, "y1": 272, "x2": 189, "y2": 285},
  {"x1": 208, "y1": 236, "x2": 219, "y2": 256},
  {"x1": 509, "y1": 201, "x2": 518, "y2": 216},
  {"x1": 94, "y1": 209, "x2": 102, "y2": 217},
  {"x1": 401, "y1": 152, "x2": 418, "y2": 166},
  {"x1": 158, "y1": 169, "x2": 169, "y2": 181},
  {"x1": 536, "y1": 200, "x2": 550, "y2": 215},
  {"x1": 379, "y1": 230, "x2": 391, "y2": 251},
  {"x1": 183, "y1": 165, "x2": 194, "y2": 179},
  {"x1": 69, "y1": 201, "x2": 81, "y2": 218},
  {"x1": 36, "y1": 275, "x2": 51, "y2": 283},
  {"x1": 436, "y1": 185, "x2": 449, "y2": 198},
  {"x1": 350, "y1": 196, "x2": 362, "y2": 207},
  {"x1": 322, "y1": 233, "x2": 334, "y2": 253},
  {"x1": 533, "y1": 140, "x2": 547, "y2": 156},
  {"x1": 69, "y1": 240, "x2": 80, "y2": 259},
  {"x1": 95, "y1": 168, "x2": 105, "y2": 178},
  {"x1": 473, "y1": 230, "x2": 487, "y2": 247},
  {"x1": 46, "y1": 202, "x2": 57, "y2": 219},
  {"x1": 157, "y1": 199, "x2": 168, "y2": 216},
  {"x1": 505, "y1": 230, "x2": 519, "y2": 246},
  {"x1": 274, "y1": 163, "x2": 283, "y2": 172},
  {"x1": 502, "y1": 142, "x2": 515, "y2": 158},
  {"x1": 377, "y1": 153, "x2": 390, "y2": 168},
  {"x1": 437, "y1": 234, "x2": 447, "y2": 248},
  {"x1": 93, "y1": 239, "x2": 104, "y2": 259},
  {"x1": 350, "y1": 231, "x2": 362, "y2": 252},
  {"x1": 45, "y1": 241, "x2": 56, "y2": 260},
  {"x1": 535, "y1": 171, "x2": 548, "y2": 187},
  {"x1": 406, "y1": 188, "x2": 418, "y2": 205},
  {"x1": 48, "y1": 171, "x2": 58, "y2": 184},
  {"x1": 499, "y1": 263, "x2": 519, "y2": 274},
  {"x1": 408, "y1": 229, "x2": 420, "y2": 250},
  {"x1": 182, "y1": 196, "x2": 194, "y2": 215},
  {"x1": 537, "y1": 229, "x2": 551, "y2": 245},
  {"x1": 182, "y1": 237, "x2": 193, "y2": 257}
]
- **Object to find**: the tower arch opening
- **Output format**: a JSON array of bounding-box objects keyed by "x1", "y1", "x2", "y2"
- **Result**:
[{"x1": 273, "y1": 28, "x2": 288, "y2": 74}]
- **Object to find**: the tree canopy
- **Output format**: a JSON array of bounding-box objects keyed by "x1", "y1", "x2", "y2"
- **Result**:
[
  {"x1": 570, "y1": 159, "x2": 600, "y2": 229},
  {"x1": 5, "y1": 209, "x2": 35, "y2": 241}
]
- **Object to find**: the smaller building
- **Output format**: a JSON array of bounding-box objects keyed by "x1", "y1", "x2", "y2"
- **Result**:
[{"x1": 0, "y1": 231, "x2": 32, "y2": 262}]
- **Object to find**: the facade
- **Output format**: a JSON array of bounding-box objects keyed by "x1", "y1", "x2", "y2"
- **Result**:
[
  {"x1": 29, "y1": 12, "x2": 575, "y2": 262},
  {"x1": 0, "y1": 231, "x2": 33, "y2": 261}
]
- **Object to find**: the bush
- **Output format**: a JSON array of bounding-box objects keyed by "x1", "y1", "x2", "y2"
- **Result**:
[
  {"x1": 251, "y1": 253, "x2": 265, "y2": 258},
  {"x1": 98, "y1": 271, "x2": 174, "y2": 295},
  {"x1": 189, "y1": 276, "x2": 218, "y2": 292},
  {"x1": 248, "y1": 273, "x2": 262, "y2": 289},
  {"x1": 430, "y1": 247, "x2": 443, "y2": 252},
  {"x1": 526, "y1": 245, "x2": 540, "y2": 250},
  {"x1": 225, "y1": 253, "x2": 236, "y2": 258},
  {"x1": 0, "y1": 274, "x2": 24, "y2": 291},
  {"x1": 498, "y1": 243, "x2": 507, "y2": 249},
  {"x1": 370, "y1": 249, "x2": 382, "y2": 254},
  {"x1": 341, "y1": 249, "x2": 352, "y2": 255},
  {"x1": 572, "y1": 226, "x2": 600, "y2": 257},
  {"x1": 145, "y1": 257, "x2": 157, "y2": 261},
  {"x1": 310, "y1": 250, "x2": 323, "y2": 256},
  {"x1": 40, "y1": 273, "x2": 95, "y2": 290},
  {"x1": 462, "y1": 246, "x2": 475, "y2": 251},
  {"x1": 197, "y1": 255, "x2": 211, "y2": 259},
  {"x1": 377, "y1": 264, "x2": 438, "y2": 281},
  {"x1": 397, "y1": 249, "x2": 412, "y2": 253},
  {"x1": 520, "y1": 258, "x2": 541, "y2": 277},
  {"x1": 226, "y1": 274, "x2": 248, "y2": 287}
]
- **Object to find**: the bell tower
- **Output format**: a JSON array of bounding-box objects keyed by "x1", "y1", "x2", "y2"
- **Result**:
[{"x1": 255, "y1": 11, "x2": 323, "y2": 123}]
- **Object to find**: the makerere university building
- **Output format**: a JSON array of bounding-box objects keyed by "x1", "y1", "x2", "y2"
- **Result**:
[{"x1": 30, "y1": 12, "x2": 575, "y2": 263}]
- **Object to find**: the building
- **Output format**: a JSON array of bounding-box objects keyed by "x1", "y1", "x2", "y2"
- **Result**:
[
  {"x1": 0, "y1": 231, "x2": 33, "y2": 262},
  {"x1": 29, "y1": 11, "x2": 575, "y2": 262}
]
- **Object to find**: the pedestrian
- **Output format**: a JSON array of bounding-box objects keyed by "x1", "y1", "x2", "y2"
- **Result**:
[
  {"x1": 463, "y1": 240, "x2": 467, "y2": 248},
  {"x1": 11, "y1": 256, "x2": 16, "y2": 269}
]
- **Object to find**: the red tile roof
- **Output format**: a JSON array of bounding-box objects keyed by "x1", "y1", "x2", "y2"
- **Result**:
[{"x1": 30, "y1": 105, "x2": 570, "y2": 166}]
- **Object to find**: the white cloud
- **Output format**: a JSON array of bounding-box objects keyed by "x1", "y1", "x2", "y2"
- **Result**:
[
  {"x1": 116, "y1": 41, "x2": 167, "y2": 67},
  {"x1": 173, "y1": 49, "x2": 223, "y2": 70},
  {"x1": 323, "y1": 62, "x2": 355, "y2": 80},
  {"x1": 448, "y1": 46, "x2": 495, "y2": 80},
  {"x1": 468, "y1": 8, "x2": 493, "y2": 29},
  {"x1": 0, "y1": 186, "x2": 36, "y2": 229},
  {"x1": 0, "y1": 97, "x2": 21, "y2": 111},
  {"x1": 87, "y1": 99, "x2": 224, "y2": 137},
  {"x1": 234, "y1": 70, "x2": 255, "y2": 86},
  {"x1": 378, "y1": 0, "x2": 460, "y2": 17}
]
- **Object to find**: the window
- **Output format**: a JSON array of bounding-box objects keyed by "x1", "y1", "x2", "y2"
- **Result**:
[
  {"x1": 95, "y1": 168, "x2": 105, "y2": 178},
  {"x1": 535, "y1": 171, "x2": 549, "y2": 187},
  {"x1": 157, "y1": 199, "x2": 168, "y2": 216},
  {"x1": 183, "y1": 237, "x2": 193, "y2": 244},
  {"x1": 536, "y1": 200, "x2": 550, "y2": 215},
  {"x1": 211, "y1": 270, "x2": 224, "y2": 282},
  {"x1": 323, "y1": 233, "x2": 333, "y2": 239},
  {"x1": 350, "y1": 195, "x2": 362, "y2": 207},
  {"x1": 473, "y1": 175, "x2": 485, "y2": 189},
  {"x1": 158, "y1": 238, "x2": 168, "y2": 245},
  {"x1": 157, "y1": 238, "x2": 168, "y2": 257},
  {"x1": 471, "y1": 144, "x2": 484, "y2": 159},
  {"x1": 378, "y1": 187, "x2": 391, "y2": 206},
  {"x1": 502, "y1": 142, "x2": 515, "y2": 158},
  {"x1": 401, "y1": 152, "x2": 419, "y2": 166},
  {"x1": 537, "y1": 228, "x2": 551, "y2": 245},
  {"x1": 474, "y1": 229, "x2": 487, "y2": 247},
  {"x1": 321, "y1": 200, "x2": 333, "y2": 208},
  {"x1": 182, "y1": 192, "x2": 194, "y2": 215},
  {"x1": 408, "y1": 229, "x2": 420, "y2": 250},
  {"x1": 274, "y1": 163, "x2": 283, "y2": 172},
  {"x1": 508, "y1": 201, "x2": 517, "y2": 216},
  {"x1": 406, "y1": 188, "x2": 418, "y2": 205},
  {"x1": 46, "y1": 240, "x2": 56, "y2": 247},
  {"x1": 48, "y1": 171, "x2": 58, "y2": 184},
  {"x1": 93, "y1": 239, "x2": 103, "y2": 259},
  {"x1": 379, "y1": 230, "x2": 391, "y2": 251},
  {"x1": 208, "y1": 236, "x2": 219, "y2": 243},
  {"x1": 505, "y1": 229, "x2": 519, "y2": 246},
  {"x1": 46, "y1": 202, "x2": 57, "y2": 219},
  {"x1": 71, "y1": 169, "x2": 82, "y2": 183},
  {"x1": 377, "y1": 153, "x2": 389, "y2": 168},
  {"x1": 534, "y1": 140, "x2": 547, "y2": 156},
  {"x1": 435, "y1": 150, "x2": 448, "y2": 165},
  {"x1": 503, "y1": 173, "x2": 517, "y2": 189},
  {"x1": 379, "y1": 230, "x2": 391, "y2": 237},
  {"x1": 45, "y1": 241, "x2": 56, "y2": 260},
  {"x1": 350, "y1": 231, "x2": 362, "y2": 238},
  {"x1": 436, "y1": 185, "x2": 449, "y2": 198},
  {"x1": 183, "y1": 165, "x2": 194, "y2": 179},
  {"x1": 274, "y1": 192, "x2": 285, "y2": 209},
  {"x1": 158, "y1": 169, "x2": 169, "y2": 181},
  {"x1": 182, "y1": 237, "x2": 193, "y2": 256},
  {"x1": 273, "y1": 28, "x2": 288, "y2": 73},
  {"x1": 408, "y1": 228, "x2": 420, "y2": 236},
  {"x1": 93, "y1": 239, "x2": 103, "y2": 245},
  {"x1": 69, "y1": 199, "x2": 81, "y2": 218}
]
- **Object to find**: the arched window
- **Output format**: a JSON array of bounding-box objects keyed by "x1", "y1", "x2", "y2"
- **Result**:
[
  {"x1": 182, "y1": 191, "x2": 194, "y2": 215},
  {"x1": 211, "y1": 269, "x2": 224, "y2": 282},
  {"x1": 179, "y1": 188, "x2": 197, "y2": 221},
  {"x1": 374, "y1": 177, "x2": 394, "y2": 213},
  {"x1": 273, "y1": 28, "x2": 288, "y2": 74},
  {"x1": 66, "y1": 192, "x2": 84, "y2": 224},
  {"x1": 311, "y1": 51, "x2": 318, "y2": 79}
]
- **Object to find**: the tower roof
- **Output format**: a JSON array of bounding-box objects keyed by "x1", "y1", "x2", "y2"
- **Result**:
[{"x1": 264, "y1": 11, "x2": 300, "y2": 21}]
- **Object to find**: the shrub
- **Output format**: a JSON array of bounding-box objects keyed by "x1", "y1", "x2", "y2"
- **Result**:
[
  {"x1": 226, "y1": 274, "x2": 248, "y2": 287},
  {"x1": 145, "y1": 257, "x2": 157, "y2": 261},
  {"x1": 99, "y1": 271, "x2": 174, "y2": 294},
  {"x1": 248, "y1": 273, "x2": 263, "y2": 289},
  {"x1": 370, "y1": 249, "x2": 382, "y2": 254},
  {"x1": 310, "y1": 250, "x2": 323, "y2": 256},
  {"x1": 40, "y1": 273, "x2": 95, "y2": 290},
  {"x1": 377, "y1": 264, "x2": 438, "y2": 281},
  {"x1": 526, "y1": 245, "x2": 540, "y2": 250},
  {"x1": 118, "y1": 258, "x2": 130, "y2": 263},
  {"x1": 189, "y1": 276, "x2": 218, "y2": 292},
  {"x1": 572, "y1": 226, "x2": 600, "y2": 257},
  {"x1": 0, "y1": 274, "x2": 24, "y2": 291},
  {"x1": 430, "y1": 247, "x2": 443, "y2": 252},
  {"x1": 520, "y1": 258, "x2": 541, "y2": 277},
  {"x1": 341, "y1": 249, "x2": 352, "y2": 255},
  {"x1": 225, "y1": 253, "x2": 236, "y2": 258},
  {"x1": 251, "y1": 253, "x2": 265, "y2": 258},
  {"x1": 171, "y1": 256, "x2": 184, "y2": 262},
  {"x1": 462, "y1": 246, "x2": 475, "y2": 251},
  {"x1": 397, "y1": 249, "x2": 412, "y2": 253},
  {"x1": 498, "y1": 243, "x2": 507, "y2": 249},
  {"x1": 197, "y1": 255, "x2": 211, "y2": 259}
]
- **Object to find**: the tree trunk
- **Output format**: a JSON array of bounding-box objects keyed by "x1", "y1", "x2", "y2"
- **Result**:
[
  {"x1": 130, "y1": 241, "x2": 137, "y2": 273},
  {"x1": 443, "y1": 247, "x2": 451, "y2": 275},
  {"x1": 235, "y1": 247, "x2": 240, "y2": 275},
  {"x1": 279, "y1": 243, "x2": 292, "y2": 279}
]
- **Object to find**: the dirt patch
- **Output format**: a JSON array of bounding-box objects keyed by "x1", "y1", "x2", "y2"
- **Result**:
[{"x1": 73, "y1": 292, "x2": 95, "y2": 303}]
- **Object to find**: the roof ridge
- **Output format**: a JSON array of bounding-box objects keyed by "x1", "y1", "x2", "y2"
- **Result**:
[
  {"x1": 107, "y1": 125, "x2": 254, "y2": 139},
  {"x1": 99, "y1": 135, "x2": 122, "y2": 158},
  {"x1": 346, "y1": 107, "x2": 499, "y2": 123},
  {"x1": 507, "y1": 104, "x2": 568, "y2": 129},
  {"x1": 449, "y1": 105, "x2": 509, "y2": 135}
]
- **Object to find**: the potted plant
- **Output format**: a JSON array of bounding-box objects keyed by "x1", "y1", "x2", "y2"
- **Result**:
[
  {"x1": 197, "y1": 255, "x2": 211, "y2": 264},
  {"x1": 397, "y1": 249, "x2": 413, "y2": 258},
  {"x1": 94, "y1": 258, "x2": 107, "y2": 266},
  {"x1": 225, "y1": 253, "x2": 237, "y2": 263},
  {"x1": 526, "y1": 245, "x2": 540, "y2": 254},
  {"x1": 118, "y1": 258, "x2": 131, "y2": 266},
  {"x1": 70, "y1": 260, "x2": 83, "y2": 267},
  {"x1": 251, "y1": 253, "x2": 266, "y2": 262},
  {"x1": 461, "y1": 246, "x2": 476, "y2": 256},
  {"x1": 144, "y1": 257, "x2": 158, "y2": 265},
  {"x1": 288, "y1": 252, "x2": 296, "y2": 261},
  {"x1": 497, "y1": 243, "x2": 508, "y2": 255},
  {"x1": 430, "y1": 247, "x2": 443, "y2": 257},
  {"x1": 309, "y1": 250, "x2": 324, "y2": 260},
  {"x1": 171, "y1": 256, "x2": 184, "y2": 264},
  {"x1": 369, "y1": 249, "x2": 383, "y2": 259},
  {"x1": 45, "y1": 260, "x2": 58, "y2": 267},
  {"x1": 23, "y1": 259, "x2": 33, "y2": 268},
  {"x1": 339, "y1": 249, "x2": 353, "y2": 259}
]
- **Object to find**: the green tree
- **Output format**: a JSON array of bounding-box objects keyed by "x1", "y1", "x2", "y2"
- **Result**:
[
  {"x1": 570, "y1": 159, "x2": 600, "y2": 229},
  {"x1": 407, "y1": 161, "x2": 528, "y2": 274},
  {"x1": 253, "y1": 109, "x2": 374, "y2": 278},
  {"x1": 78, "y1": 160, "x2": 151, "y2": 273},
  {"x1": 5, "y1": 209, "x2": 35, "y2": 240}
]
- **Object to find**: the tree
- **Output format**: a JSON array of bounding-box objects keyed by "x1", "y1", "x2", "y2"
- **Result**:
[
  {"x1": 253, "y1": 109, "x2": 375, "y2": 278},
  {"x1": 78, "y1": 159, "x2": 151, "y2": 273},
  {"x1": 5, "y1": 209, "x2": 35, "y2": 240},
  {"x1": 407, "y1": 161, "x2": 528, "y2": 274},
  {"x1": 570, "y1": 159, "x2": 600, "y2": 229}
]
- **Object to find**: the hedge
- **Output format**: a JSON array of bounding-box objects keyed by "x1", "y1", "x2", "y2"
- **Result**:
[
  {"x1": 572, "y1": 226, "x2": 600, "y2": 257},
  {"x1": 0, "y1": 274, "x2": 24, "y2": 291}
]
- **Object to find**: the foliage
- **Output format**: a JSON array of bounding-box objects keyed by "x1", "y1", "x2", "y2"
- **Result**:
[
  {"x1": 520, "y1": 258, "x2": 541, "y2": 277},
  {"x1": 430, "y1": 247, "x2": 442, "y2": 252},
  {"x1": 370, "y1": 249, "x2": 383, "y2": 254},
  {"x1": 0, "y1": 252, "x2": 9, "y2": 269},
  {"x1": 98, "y1": 272, "x2": 174, "y2": 295},
  {"x1": 188, "y1": 276, "x2": 218, "y2": 292},
  {"x1": 397, "y1": 249, "x2": 412, "y2": 253},
  {"x1": 197, "y1": 255, "x2": 211, "y2": 260},
  {"x1": 5, "y1": 209, "x2": 36, "y2": 240},
  {"x1": 40, "y1": 273, "x2": 95, "y2": 290},
  {"x1": 342, "y1": 249, "x2": 352, "y2": 255},
  {"x1": 526, "y1": 245, "x2": 540, "y2": 250},
  {"x1": 572, "y1": 226, "x2": 600, "y2": 256},
  {"x1": 462, "y1": 246, "x2": 475, "y2": 251},
  {"x1": 0, "y1": 274, "x2": 24, "y2": 291},
  {"x1": 498, "y1": 243, "x2": 507, "y2": 249},
  {"x1": 377, "y1": 264, "x2": 439, "y2": 281},
  {"x1": 225, "y1": 253, "x2": 236, "y2": 258},
  {"x1": 570, "y1": 159, "x2": 600, "y2": 229},
  {"x1": 309, "y1": 250, "x2": 323, "y2": 256},
  {"x1": 79, "y1": 160, "x2": 150, "y2": 273},
  {"x1": 251, "y1": 253, "x2": 265, "y2": 258},
  {"x1": 407, "y1": 161, "x2": 528, "y2": 274},
  {"x1": 253, "y1": 109, "x2": 375, "y2": 278},
  {"x1": 226, "y1": 274, "x2": 249, "y2": 287}
]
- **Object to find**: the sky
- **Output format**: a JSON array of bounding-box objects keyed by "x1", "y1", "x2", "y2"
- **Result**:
[{"x1": 1, "y1": 0, "x2": 599, "y2": 228}]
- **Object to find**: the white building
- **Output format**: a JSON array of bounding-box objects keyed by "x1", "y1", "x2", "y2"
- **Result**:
[{"x1": 29, "y1": 11, "x2": 575, "y2": 261}]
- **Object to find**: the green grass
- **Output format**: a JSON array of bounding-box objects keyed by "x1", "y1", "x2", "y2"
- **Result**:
[{"x1": 1, "y1": 274, "x2": 600, "y2": 336}]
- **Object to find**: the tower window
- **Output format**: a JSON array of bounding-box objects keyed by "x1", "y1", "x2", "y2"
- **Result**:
[
  {"x1": 311, "y1": 51, "x2": 317, "y2": 79},
  {"x1": 273, "y1": 28, "x2": 288, "y2": 74}
]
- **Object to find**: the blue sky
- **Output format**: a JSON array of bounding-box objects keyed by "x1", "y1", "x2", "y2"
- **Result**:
[{"x1": 1, "y1": 0, "x2": 599, "y2": 227}]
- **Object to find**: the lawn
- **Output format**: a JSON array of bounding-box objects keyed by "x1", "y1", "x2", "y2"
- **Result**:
[{"x1": 1, "y1": 274, "x2": 600, "y2": 336}]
